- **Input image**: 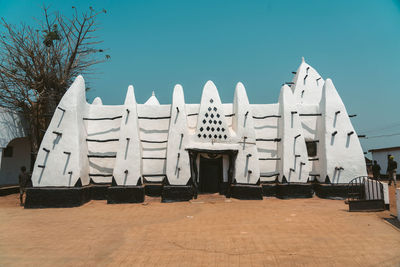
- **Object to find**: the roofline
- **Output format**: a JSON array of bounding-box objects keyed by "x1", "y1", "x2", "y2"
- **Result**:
[{"x1": 368, "y1": 146, "x2": 400, "y2": 153}]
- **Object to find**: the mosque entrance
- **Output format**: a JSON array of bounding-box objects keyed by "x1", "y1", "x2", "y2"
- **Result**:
[
  {"x1": 187, "y1": 149, "x2": 238, "y2": 196},
  {"x1": 199, "y1": 155, "x2": 222, "y2": 193}
]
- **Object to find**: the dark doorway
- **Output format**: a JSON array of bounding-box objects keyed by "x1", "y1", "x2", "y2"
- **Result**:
[{"x1": 199, "y1": 155, "x2": 222, "y2": 193}]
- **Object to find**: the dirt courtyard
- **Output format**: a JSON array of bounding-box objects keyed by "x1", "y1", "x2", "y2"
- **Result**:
[{"x1": 1, "y1": 189, "x2": 400, "y2": 267}]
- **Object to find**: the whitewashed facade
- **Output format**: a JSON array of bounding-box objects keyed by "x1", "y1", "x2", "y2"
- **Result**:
[{"x1": 27, "y1": 59, "x2": 367, "y2": 205}]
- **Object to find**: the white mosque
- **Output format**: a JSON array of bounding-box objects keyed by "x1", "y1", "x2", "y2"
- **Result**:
[{"x1": 20, "y1": 58, "x2": 367, "y2": 207}]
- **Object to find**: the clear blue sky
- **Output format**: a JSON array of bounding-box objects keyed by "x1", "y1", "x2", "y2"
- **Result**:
[{"x1": 1, "y1": 0, "x2": 400, "y2": 153}]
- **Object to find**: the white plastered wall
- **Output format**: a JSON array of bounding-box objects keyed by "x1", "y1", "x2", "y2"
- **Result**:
[
  {"x1": 30, "y1": 59, "x2": 368, "y2": 188},
  {"x1": 112, "y1": 86, "x2": 142, "y2": 185},
  {"x1": 138, "y1": 103, "x2": 170, "y2": 179},
  {"x1": 291, "y1": 57, "x2": 324, "y2": 105},
  {"x1": 278, "y1": 85, "x2": 310, "y2": 183},
  {"x1": 252, "y1": 104, "x2": 280, "y2": 182},
  {"x1": 319, "y1": 79, "x2": 367, "y2": 183},
  {"x1": 31, "y1": 76, "x2": 89, "y2": 187},
  {"x1": 291, "y1": 59, "x2": 325, "y2": 181},
  {"x1": 232, "y1": 82, "x2": 260, "y2": 184},
  {"x1": 86, "y1": 100, "x2": 123, "y2": 183},
  {"x1": 194, "y1": 81, "x2": 232, "y2": 143},
  {"x1": 166, "y1": 85, "x2": 191, "y2": 185}
]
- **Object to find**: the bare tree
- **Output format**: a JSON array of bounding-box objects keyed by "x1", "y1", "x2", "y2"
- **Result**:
[{"x1": 0, "y1": 6, "x2": 108, "y2": 167}]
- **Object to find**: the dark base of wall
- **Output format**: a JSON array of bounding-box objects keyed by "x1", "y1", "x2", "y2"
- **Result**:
[
  {"x1": 91, "y1": 184, "x2": 110, "y2": 200},
  {"x1": 161, "y1": 185, "x2": 194, "y2": 202},
  {"x1": 0, "y1": 185, "x2": 19, "y2": 196},
  {"x1": 262, "y1": 184, "x2": 277, "y2": 197},
  {"x1": 25, "y1": 187, "x2": 91, "y2": 208},
  {"x1": 24, "y1": 182, "x2": 381, "y2": 207},
  {"x1": 107, "y1": 186, "x2": 145, "y2": 204},
  {"x1": 145, "y1": 183, "x2": 163, "y2": 197},
  {"x1": 275, "y1": 183, "x2": 314, "y2": 199},
  {"x1": 262, "y1": 183, "x2": 314, "y2": 198},
  {"x1": 314, "y1": 183, "x2": 349, "y2": 199},
  {"x1": 230, "y1": 184, "x2": 263, "y2": 200},
  {"x1": 349, "y1": 199, "x2": 385, "y2": 212}
]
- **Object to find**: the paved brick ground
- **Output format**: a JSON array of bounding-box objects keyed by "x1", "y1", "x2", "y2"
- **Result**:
[{"x1": 0, "y1": 188, "x2": 400, "y2": 266}]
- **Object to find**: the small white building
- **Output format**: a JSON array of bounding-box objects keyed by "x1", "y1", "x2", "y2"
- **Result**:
[
  {"x1": 0, "y1": 108, "x2": 30, "y2": 186},
  {"x1": 369, "y1": 146, "x2": 400, "y2": 174},
  {"x1": 25, "y1": 58, "x2": 368, "y2": 207}
]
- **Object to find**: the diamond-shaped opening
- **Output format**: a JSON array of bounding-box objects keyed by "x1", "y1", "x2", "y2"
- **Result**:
[
  {"x1": 213, "y1": 107, "x2": 217, "y2": 111},
  {"x1": 217, "y1": 127, "x2": 220, "y2": 131},
  {"x1": 205, "y1": 113, "x2": 208, "y2": 118},
  {"x1": 218, "y1": 121, "x2": 222, "y2": 125},
  {"x1": 203, "y1": 134, "x2": 207, "y2": 138},
  {"x1": 210, "y1": 114, "x2": 214, "y2": 118},
  {"x1": 224, "y1": 135, "x2": 227, "y2": 139},
  {"x1": 200, "y1": 127, "x2": 204, "y2": 132},
  {"x1": 214, "y1": 134, "x2": 218, "y2": 138},
  {"x1": 208, "y1": 134, "x2": 212, "y2": 138},
  {"x1": 208, "y1": 119, "x2": 212, "y2": 124},
  {"x1": 197, "y1": 134, "x2": 201, "y2": 138},
  {"x1": 213, "y1": 120, "x2": 217, "y2": 124},
  {"x1": 216, "y1": 114, "x2": 220, "y2": 118},
  {"x1": 211, "y1": 127, "x2": 214, "y2": 132},
  {"x1": 203, "y1": 119, "x2": 206, "y2": 124},
  {"x1": 206, "y1": 126, "x2": 210, "y2": 131},
  {"x1": 219, "y1": 134, "x2": 222, "y2": 139},
  {"x1": 221, "y1": 128, "x2": 225, "y2": 132},
  {"x1": 210, "y1": 99, "x2": 214, "y2": 103},
  {"x1": 208, "y1": 107, "x2": 212, "y2": 111}
]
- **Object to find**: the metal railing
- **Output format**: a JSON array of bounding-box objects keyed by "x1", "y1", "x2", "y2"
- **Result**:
[{"x1": 347, "y1": 176, "x2": 384, "y2": 202}]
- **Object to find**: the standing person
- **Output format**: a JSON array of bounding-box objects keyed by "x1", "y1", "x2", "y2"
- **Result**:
[
  {"x1": 372, "y1": 160, "x2": 381, "y2": 180},
  {"x1": 386, "y1": 154, "x2": 392, "y2": 181},
  {"x1": 387, "y1": 156, "x2": 397, "y2": 186},
  {"x1": 18, "y1": 166, "x2": 29, "y2": 206}
]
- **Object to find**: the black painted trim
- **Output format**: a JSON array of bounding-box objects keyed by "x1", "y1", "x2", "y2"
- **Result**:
[
  {"x1": 138, "y1": 116, "x2": 171, "y2": 120},
  {"x1": 107, "y1": 186, "x2": 145, "y2": 204},
  {"x1": 161, "y1": 185, "x2": 194, "y2": 202},
  {"x1": 230, "y1": 184, "x2": 263, "y2": 200},
  {"x1": 262, "y1": 184, "x2": 277, "y2": 197},
  {"x1": 83, "y1": 116, "x2": 122, "y2": 121},
  {"x1": 140, "y1": 139, "x2": 168, "y2": 143},
  {"x1": 299, "y1": 113, "x2": 322, "y2": 116},
  {"x1": 91, "y1": 184, "x2": 110, "y2": 200},
  {"x1": 252, "y1": 115, "x2": 281, "y2": 119},
  {"x1": 145, "y1": 183, "x2": 163, "y2": 197},
  {"x1": 25, "y1": 187, "x2": 91, "y2": 208},
  {"x1": 275, "y1": 183, "x2": 313, "y2": 199},
  {"x1": 314, "y1": 183, "x2": 350, "y2": 199},
  {"x1": 86, "y1": 138, "x2": 119, "y2": 142},
  {"x1": 256, "y1": 138, "x2": 281, "y2": 142}
]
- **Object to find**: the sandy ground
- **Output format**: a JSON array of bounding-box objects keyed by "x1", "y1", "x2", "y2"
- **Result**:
[{"x1": 0, "y1": 188, "x2": 400, "y2": 267}]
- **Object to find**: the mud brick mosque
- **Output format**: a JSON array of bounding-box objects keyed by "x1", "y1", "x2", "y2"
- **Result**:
[{"x1": 25, "y1": 58, "x2": 367, "y2": 207}]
